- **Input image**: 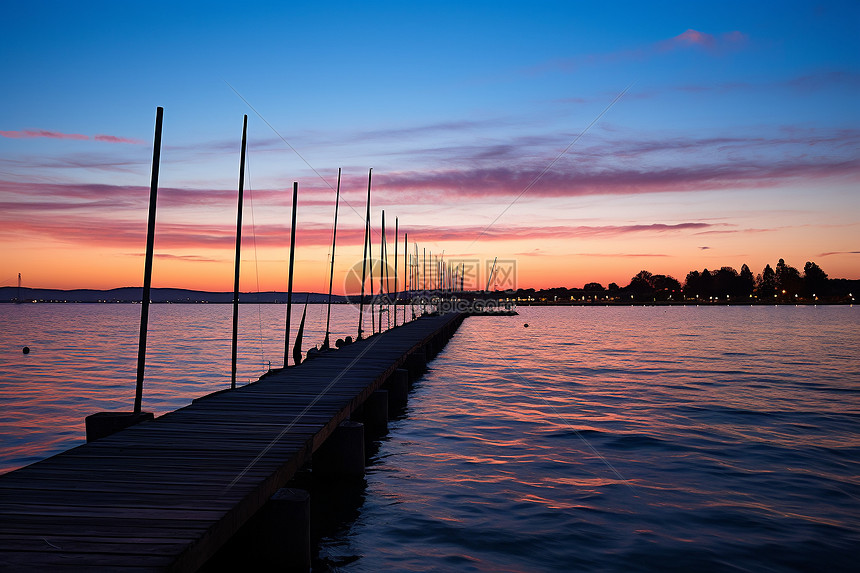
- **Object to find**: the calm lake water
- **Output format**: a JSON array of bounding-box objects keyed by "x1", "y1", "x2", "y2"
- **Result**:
[{"x1": 1, "y1": 304, "x2": 858, "y2": 572}]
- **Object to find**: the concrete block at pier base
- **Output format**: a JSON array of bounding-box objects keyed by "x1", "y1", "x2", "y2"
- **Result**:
[
  {"x1": 314, "y1": 421, "x2": 365, "y2": 478},
  {"x1": 407, "y1": 349, "x2": 427, "y2": 382},
  {"x1": 385, "y1": 369, "x2": 409, "y2": 412},
  {"x1": 85, "y1": 411, "x2": 154, "y2": 442},
  {"x1": 252, "y1": 488, "x2": 311, "y2": 572}
]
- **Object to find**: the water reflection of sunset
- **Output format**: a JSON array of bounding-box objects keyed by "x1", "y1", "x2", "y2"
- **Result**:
[{"x1": 321, "y1": 305, "x2": 858, "y2": 570}]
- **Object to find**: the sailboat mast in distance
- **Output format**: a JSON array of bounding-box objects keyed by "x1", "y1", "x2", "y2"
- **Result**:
[{"x1": 486, "y1": 256, "x2": 497, "y2": 292}]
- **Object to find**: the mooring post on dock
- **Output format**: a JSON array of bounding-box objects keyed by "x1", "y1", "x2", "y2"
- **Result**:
[
  {"x1": 406, "y1": 348, "x2": 427, "y2": 382},
  {"x1": 231, "y1": 114, "x2": 248, "y2": 389},
  {"x1": 251, "y1": 488, "x2": 311, "y2": 571},
  {"x1": 283, "y1": 181, "x2": 299, "y2": 366},
  {"x1": 87, "y1": 107, "x2": 162, "y2": 441},
  {"x1": 314, "y1": 421, "x2": 365, "y2": 478},
  {"x1": 394, "y1": 217, "x2": 399, "y2": 327},
  {"x1": 134, "y1": 105, "x2": 163, "y2": 413},
  {"x1": 322, "y1": 169, "x2": 341, "y2": 350},
  {"x1": 385, "y1": 368, "x2": 410, "y2": 413},
  {"x1": 360, "y1": 390, "x2": 389, "y2": 433},
  {"x1": 358, "y1": 169, "x2": 372, "y2": 340}
]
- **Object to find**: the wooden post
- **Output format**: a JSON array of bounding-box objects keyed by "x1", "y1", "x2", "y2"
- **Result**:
[
  {"x1": 323, "y1": 169, "x2": 341, "y2": 349},
  {"x1": 362, "y1": 390, "x2": 388, "y2": 433},
  {"x1": 252, "y1": 488, "x2": 311, "y2": 571},
  {"x1": 385, "y1": 368, "x2": 409, "y2": 413},
  {"x1": 314, "y1": 421, "x2": 365, "y2": 478},
  {"x1": 379, "y1": 210, "x2": 385, "y2": 333},
  {"x1": 393, "y1": 218, "x2": 399, "y2": 327},
  {"x1": 358, "y1": 169, "x2": 372, "y2": 340},
  {"x1": 407, "y1": 348, "x2": 427, "y2": 382},
  {"x1": 230, "y1": 115, "x2": 248, "y2": 390},
  {"x1": 134, "y1": 106, "x2": 163, "y2": 413},
  {"x1": 283, "y1": 182, "x2": 298, "y2": 367}
]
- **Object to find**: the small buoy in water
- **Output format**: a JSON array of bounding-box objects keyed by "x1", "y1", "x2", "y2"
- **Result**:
[
  {"x1": 523, "y1": 323, "x2": 529, "y2": 328},
  {"x1": 22, "y1": 346, "x2": 30, "y2": 354}
]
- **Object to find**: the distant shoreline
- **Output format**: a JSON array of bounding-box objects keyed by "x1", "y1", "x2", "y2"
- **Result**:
[{"x1": 1, "y1": 285, "x2": 856, "y2": 305}]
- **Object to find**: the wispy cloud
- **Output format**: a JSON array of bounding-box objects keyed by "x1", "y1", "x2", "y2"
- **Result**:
[
  {"x1": 94, "y1": 134, "x2": 144, "y2": 144},
  {"x1": 1, "y1": 129, "x2": 88, "y2": 140},
  {"x1": 374, "y1": 157, "x2": 860, "y2": 201},
  {"x1": 577, "y1": 252, "x2": 671, "y2": 258},
  {"x1": 526, "y1": 28, "x2": 748, "y2": 76},
  {"x1": 0, "y1": 205, "x2": 726, "y2": 253},
  {"x1": 1, "y1": 129, "x2": 143, "y2": 144},
  {"x1": 657, "y1": 29, "x2": 747, "y2": 53},
  {"x1": 128, "y1": 253, "x2": 226, "y2": 263},
  {"x1": 819, "y1": 251, "x2": 860, "y2": 256}
]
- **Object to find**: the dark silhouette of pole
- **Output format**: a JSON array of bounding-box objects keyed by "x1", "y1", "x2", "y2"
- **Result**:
[
  {"x1": 378, "y1": 210, "x2": 385, "y2": 332},
  {"x1": 393, "y1": 218, "x2": 399, "y2": 327},
  {"x1": 293, "y1": 295, "x2": 309, "y2": 366},
  {"x1": 358, "y1": 168, "x2": 372, "y2": 339},
  {"x1": 284, "y1": 182, "x2": 298, "y2": 366},
  {"x1": 230, "y1": 114, "x2": 248, "y2": 390},
  {"x1": 323, "y1": 169, "x2": 341, "y2": 349},
  {"x1": 134, "y1": 106, "x2": 163, "y2": 414},
  {"x1": 486, "y1": 256, "x2": 497, "y2": 291}
]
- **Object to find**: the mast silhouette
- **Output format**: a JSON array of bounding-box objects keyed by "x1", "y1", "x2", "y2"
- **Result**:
[
  {"x1": 357, "y1": 169, "x2": 372, "y2": 340},
  {"x1": 230, "y1": 114, "x2": 248, "y2": 390},
  {"x1": 283, "y1": 182, "x2": 298, "y2": 366},
  {"x1": 134, "y1": 106, "x2": 163, "y2": 413},
  {"x1": 322, "y1": 168, "x2": 341, "y2": 350},
  {"x1": 293, "y1": 295, "x2": 309, "y2": 366},
  {"x1": 486, "y1": 256, "x2": 497, "y2": 291},
  {"x1": 379, "y1": 210, "x2": 386, "y2": 332},
  {"x1": 393, "y1": 218, "x2": 399, "y2": 327}
]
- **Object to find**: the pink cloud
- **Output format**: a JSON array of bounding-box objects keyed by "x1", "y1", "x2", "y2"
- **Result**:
[
  {"x1": 672, "y1": 29, "x2": 716, "y2": 47},
  {"x1": 94, "y1": 134, "x2": 144, "y2": 145},
  {"x1": 1, "y1": 129, "x2": 143, "y2": 144},
  {"x1": 658, "y1": 29, "x2": 748, "y2": 53},
  {"x1": 1, "y1": 129, "x2": 88, "y2": 140},
  {"x1": 526, "y1": 28, "x2": 749, "y2": 76},
  {"x1": 0, "y1": 206, "x2": 725, "y2": 253},
  {"x1": 577, "y1": 253, "x2": 670, "y2": 258},
  {"x1": 373, "y1": 157, "x2": 860, "y2": 201}
]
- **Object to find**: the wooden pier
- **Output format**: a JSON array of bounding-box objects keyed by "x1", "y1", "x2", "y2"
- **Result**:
[{"x1": 0, "y1": 312, "x2": 465, "y2": 571}]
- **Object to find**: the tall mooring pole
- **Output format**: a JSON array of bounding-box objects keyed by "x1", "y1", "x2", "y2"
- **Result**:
[
  {"x1": 134, "y1": 106, "x2": 163, "y2": 414},
  {"x1": 230, "y1": 115, "x2": 248, "y2": 389},
  {"x1": 284, "y1": 181, "x2": 299, "y2": 366}
]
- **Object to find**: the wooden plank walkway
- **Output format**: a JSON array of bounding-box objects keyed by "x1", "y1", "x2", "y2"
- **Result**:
[{"x1": 0, "y1": 312, "x2": 465, "y2": 572}]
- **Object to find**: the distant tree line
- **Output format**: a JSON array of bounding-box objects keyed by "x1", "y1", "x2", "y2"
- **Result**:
[{"x1": 491, "y1": 259, "x2": 857, "y2": 304}]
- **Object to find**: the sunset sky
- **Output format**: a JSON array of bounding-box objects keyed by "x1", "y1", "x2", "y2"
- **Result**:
[{"x1": 2, "y1": 1, "x2": 858, "y2": 294}]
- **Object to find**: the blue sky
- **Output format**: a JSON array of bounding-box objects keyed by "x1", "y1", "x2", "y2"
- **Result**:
[{"x1": 2, "y1": 1, "x2": 858, "y2": 291}]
